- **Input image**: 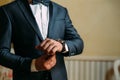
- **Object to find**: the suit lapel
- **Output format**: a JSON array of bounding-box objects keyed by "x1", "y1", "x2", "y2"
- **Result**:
[
  {"x1": 17, "y1": 0, "x2": 55, "y2": 40},
  {"x1": 17, "y1": 0, "x2": 44, "y2": 41},
  {"x1": 47, "y1": 2, "x2": 56, "y2": 39}
]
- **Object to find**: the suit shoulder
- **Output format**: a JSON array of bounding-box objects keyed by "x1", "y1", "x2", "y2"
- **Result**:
[{"x1": 51, "y1": 1, "x2": 66, "y2": 9}]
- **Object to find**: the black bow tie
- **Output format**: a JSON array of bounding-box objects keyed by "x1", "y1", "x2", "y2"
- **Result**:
[{"x1": 32, "y1": 0, "x2": 50, "y2": 6}]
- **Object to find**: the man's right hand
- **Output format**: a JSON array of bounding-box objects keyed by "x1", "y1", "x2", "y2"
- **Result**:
[{"x1": 35, "y1": 54, "x2": 56, "y2": 71}]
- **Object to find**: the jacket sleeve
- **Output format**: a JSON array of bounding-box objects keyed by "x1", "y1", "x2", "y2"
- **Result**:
[
  {"x1": 0, "y1": 7, "x2": 32, "y2": 73},
  {"x1": 63, "y1": 8, "x2": 84, "y2": 56}
]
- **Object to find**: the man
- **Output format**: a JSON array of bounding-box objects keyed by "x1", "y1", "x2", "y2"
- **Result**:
[{"x1": 0, "y1": 0, "x2": 84, "y2": 80}]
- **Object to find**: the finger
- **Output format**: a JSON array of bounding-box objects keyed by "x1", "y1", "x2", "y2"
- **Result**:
[
  {"x1": 51, "y1": 55, "x2": 56, "y2": 62},
  {"x1": 50, "y1": 46, "x2": 58, "y2": 54},
  {"x1": 46, "y1": 60, "x2": 56, "y2": 68},
  {"x1": 49, "y1": 61, "x2": 54, "y2": 67},
  {"x1": 50, "y1": 56, "x2": 56, "y2": 67},
  {"x1": 35, "y1": 38, "x2": 51, "y2": 50},
  {"x1": 40, "y1": 39, "x2": 54, "y2": 52},
  {"x1": 43, "y1": 62, "x2": 51, "y2": 70},
  {"x1": 40, "y1": 38, "x2": 50, "y2": 47},
  {"x1": 45, "y1": 41, "x2": 60, "y2": 54},
  {"x1": 46, "y1": 44, "x2": 55, "y2": 55},
  {"x1": 42, "y1": 41, "x2": 54, "y2": 51},
  {"x1": 44, "y1": 56, "x2": 55, "y2": 70},
  {"x1": 35, "y1": 44, "x2": 42, "y2": 50}
]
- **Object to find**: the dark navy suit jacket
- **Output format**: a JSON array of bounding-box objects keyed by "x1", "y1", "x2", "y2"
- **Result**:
[{"x1": 0, "y1": 0, "x2": 84, "y2": 80}]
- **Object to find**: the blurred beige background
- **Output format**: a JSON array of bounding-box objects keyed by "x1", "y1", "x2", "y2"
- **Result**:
[
  {"x1": 0, "y1": 0, "x2": 120, "y2": 57},
  {"x1": 0, "y1": 1, "x2": 119, "y2": 80}
]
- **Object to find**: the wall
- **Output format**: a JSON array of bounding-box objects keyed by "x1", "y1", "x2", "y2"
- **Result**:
[
  {"x1": 0, "y1": 0, "x2": 13, "y2": 6},
  {"x1": 52, "y1": 0, "x2": 120, "y2": 58},
  {"x1": 0, "y1": 0, "x2": 120, "y2": 58}
]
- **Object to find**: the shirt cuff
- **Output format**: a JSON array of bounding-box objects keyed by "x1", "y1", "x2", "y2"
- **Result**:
[
  {"x1": 62, "y1": 43, "x2": 69, "y2": 53},
  {"x1": 31, "y1": 59, "x2": 38, "y2": 72}
]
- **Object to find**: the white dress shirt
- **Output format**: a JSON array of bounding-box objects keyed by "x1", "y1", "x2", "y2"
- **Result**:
[
  {"x1": 30, "y1": 3, "x2": 49, "y2": 40},
  {"x1": 29, "y1": 3, "x2": 68, "y2": 72}
]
